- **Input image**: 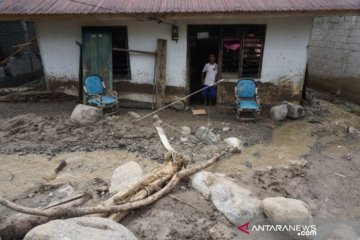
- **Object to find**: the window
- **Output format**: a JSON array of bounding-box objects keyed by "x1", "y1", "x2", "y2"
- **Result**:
[
  {"x1": 188, "y1": 25, "x2": 266, "y2": 78},
  {"x1": 111, "y1": 27, "x2": 131, "y2": 79}
]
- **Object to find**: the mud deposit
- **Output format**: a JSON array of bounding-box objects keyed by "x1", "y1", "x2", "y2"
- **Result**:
[{"x1": 0, "y1": 89, "x2": 359, "y2": 239}]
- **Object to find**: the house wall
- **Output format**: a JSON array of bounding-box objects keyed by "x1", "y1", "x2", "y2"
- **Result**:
[
  {"x1": 35, "y1": 16, "x2": 313, "y2": 104},
  {"x1": 308, "y1": 16, "x2": 360, "y2": 104}
]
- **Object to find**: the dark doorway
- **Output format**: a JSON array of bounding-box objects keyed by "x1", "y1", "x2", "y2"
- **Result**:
[{"x1": 188, "y1": 39, "x2": 219, "y2": 104}]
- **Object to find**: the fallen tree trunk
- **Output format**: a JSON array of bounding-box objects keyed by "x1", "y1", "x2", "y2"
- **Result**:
[
  {"x1": 0, "y1": 114, "x2": 226, "y2": 237},
  {"x1": 102, "y1": 115, "x2": 186, "y2": 221},
  {"x1": 0, "y1": 153, "x2": 222, "y2": 219},
  {"x1": 0, "y1": 194, "x2": 91, "y2": 240}
]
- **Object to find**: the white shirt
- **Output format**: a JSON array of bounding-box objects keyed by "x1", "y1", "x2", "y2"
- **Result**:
[{"x1": 203, "y1": 63, "x2": 218, "y2": 86}]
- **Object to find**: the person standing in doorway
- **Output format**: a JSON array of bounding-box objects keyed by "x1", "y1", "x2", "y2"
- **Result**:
[{"x1": 201, "y1": 54, "x2": 218, "y2": 105}]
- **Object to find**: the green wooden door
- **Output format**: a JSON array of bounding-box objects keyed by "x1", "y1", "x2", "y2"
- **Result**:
[{"x1": 82, "y1": 30, "x2": 113, "y2": 90}]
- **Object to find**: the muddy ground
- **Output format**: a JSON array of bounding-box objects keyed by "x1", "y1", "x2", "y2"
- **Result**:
[{"x1": 0, "y1": 88, "x2": 359, "y2": 239}]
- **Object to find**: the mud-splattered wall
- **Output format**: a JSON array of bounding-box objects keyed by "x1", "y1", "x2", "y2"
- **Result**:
[
  {"x1": 308, "y1": 16, "x2": 360, "y2": 104},
  {"x1": 35, "y1": 16, "x2": 313, "y2": 105}
]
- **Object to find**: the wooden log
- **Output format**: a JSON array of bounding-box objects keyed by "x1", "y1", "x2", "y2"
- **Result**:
[
  {"x1": 0, "y1": 194, "x2": 90, "y2": 240},
  {"x1": 155, "y1": 39, "x2": 167, "y2": 109},
  {"x1": 0, "y1": 37, "x2": 36, "y2": 66},
  {"x1": 0, "y1": 153, "x2": 222, "y2": 219},
  {"x1": 0, "y1": 90, "x2": 52, "y2": 102}
]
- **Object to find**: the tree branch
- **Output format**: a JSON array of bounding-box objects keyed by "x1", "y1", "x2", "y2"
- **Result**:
[{"x1": 0, "y1": 152, "x2": 223, "y2": 219}]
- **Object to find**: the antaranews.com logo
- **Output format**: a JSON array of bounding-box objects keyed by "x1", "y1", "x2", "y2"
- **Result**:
[{"x1": 238, "y1": 222, "x2": 317, "y2": 237}]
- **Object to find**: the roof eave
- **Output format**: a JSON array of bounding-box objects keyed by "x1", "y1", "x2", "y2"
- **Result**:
[{"x1": 0, "y1": 10, "x2": 358, "y2": 21}]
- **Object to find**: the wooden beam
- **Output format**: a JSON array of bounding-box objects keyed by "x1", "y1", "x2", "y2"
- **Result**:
[
  {"x1": 112, "y1": 47, "x2": 157, "y2": 56},
  {"x1": 0, "y1": 37, "x2": 36, "y2": 66},
  {"x1": 155, "y1": 39, "x2": 167, "y2": 109}
]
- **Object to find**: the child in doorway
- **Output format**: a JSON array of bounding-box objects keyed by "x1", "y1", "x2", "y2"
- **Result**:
[{"x1": 201, "y1": 54, "x2": 218, "y2": 105}]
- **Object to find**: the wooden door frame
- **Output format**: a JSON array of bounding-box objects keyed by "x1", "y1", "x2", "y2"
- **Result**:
[{"x1": 81, "y1": 27, "x2": 113, "y2": 91}]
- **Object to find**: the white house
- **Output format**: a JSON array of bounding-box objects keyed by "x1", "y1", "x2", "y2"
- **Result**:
[{"x1": 0, "y1": 0, "x2": 358, "y2": 106}]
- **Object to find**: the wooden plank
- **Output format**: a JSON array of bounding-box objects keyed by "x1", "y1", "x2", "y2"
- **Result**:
[
  {"x1": 192, "y1": 109, "x2": 207, "y2": 115},
  {"x1": 113, "y1": 47, "x2": 157, "y2": 56},
  {"x1": 41, "y1": 194, "x2": 83, "y2": 209},
  {"x1": 155, "y1": 39, "x2": 167, "y2": 109},
  {"x1": 0, "y1": 37, "x2": 36, "y2": 66}
]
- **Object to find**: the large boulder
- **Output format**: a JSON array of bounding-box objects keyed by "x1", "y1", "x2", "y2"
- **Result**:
[
  {"x1": 70, "y1": 104, "x2": 103, "y2": 125},
  {"x1": 191, "y1": 171, "x2": 262, "y2": 225},
  {"x1": 284, "y1": 102, "x2": 305, "y2": 119},
  {"x1": 109, "y1": 161, "x2": 144, "y2": 194},
  {"x1": 263, "y1": 197, "x2": 312, "y2": 239},
  {"x1": 195, "y1": 126, "x2": 218, "y2": 144},
  {"x1": 269, "y1": 104, "x2": 288, "y2": 121},
  {"x1": 24, "y1": 217, "x2": 138, "y2": 240}
]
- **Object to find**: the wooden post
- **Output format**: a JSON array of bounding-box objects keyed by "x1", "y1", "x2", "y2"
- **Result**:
[{"x1": 155, "y1": 39, "x2": 167, "y2": 109}]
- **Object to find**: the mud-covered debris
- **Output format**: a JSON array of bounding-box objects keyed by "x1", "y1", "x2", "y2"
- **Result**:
[
  {"x1": 222, "y1": 126, "x2": 230, "y2": 132},
  {"x1": 169, "y1": 100, "x2": 185, "y2": 111},
  {"x1": 288, "y1": 159, "x2": 308, "y2": 169},
  {"x1": 53, "y1": 184, "x2": 74, "y2": 199},
  {"x1": 346, "y1": 126, "x2": 359, "y2": 134},
  {"x1": 128, "y1": 111, "x2": 141, "y2": 119}
]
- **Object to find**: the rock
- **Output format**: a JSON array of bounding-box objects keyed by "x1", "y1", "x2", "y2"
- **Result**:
[
  {"x1": 169, "y1": 100, "x2": 185, "y2": 111},
  {"x1": 191, "y1": 171, "x2": 213, "y2": 198},
  {"x1": 346, "y1": 126, "x2": 359, "y2": 134},
  {"x1": 70, "y1": 104, "x2": 103, "y2": 125},
  {"x1": 321, "y1": 224, "x2": 359, "y2": 240},
  {"x1": 263, "y1": 197, "x2": 312, "y2": 239},
  {"x1": 288, "y1": 159, "x2": 308, "y2": 169},
  {"x1": 222, "y1": 126, "x2": 230, "y2": 132},
  {"x1": 224, "y1": 137, "x2": 244, "y2": 153},
  {"x1": 109, "y1": 161, "x2": 144, "y2": 194},
  {"x1": 209, "y1": 223, "x2": 236, "y2": 240},
  {"x1": 180, "y1": 126, "x2": 191, "y2": 142},
  {"x1": 195, "y1": 126, "x2": 218, "y2": 144},
  {"x1": 191, "y1": 171, "x2": 262, "y2": 225},
  {"x1": 128, "y1": 111, "x2": 140, "y2": 119},
  {"x1": 53, "y1": 184, "x2": 74, "y2": 198},
  {"x1": 269, "y1": 104, "x2": 288, "y2": 121},
  {"x1": 284, "y1": 102, "x2": 305, "y2": 119},
  {"x1": 24, "y1": 217, "x2": 138, "y2": 240}
]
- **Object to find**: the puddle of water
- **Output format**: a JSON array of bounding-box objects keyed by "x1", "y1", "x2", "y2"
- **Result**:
[
  {"x1": 210, "y1": 100, "x2": 360, "y2": 174},
  {"x1": 210, "y1": 121, "x2": 316, "y2": 173},
  {"x1": 0, "y1": 150, "x2": 157, "y2": 199}
]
